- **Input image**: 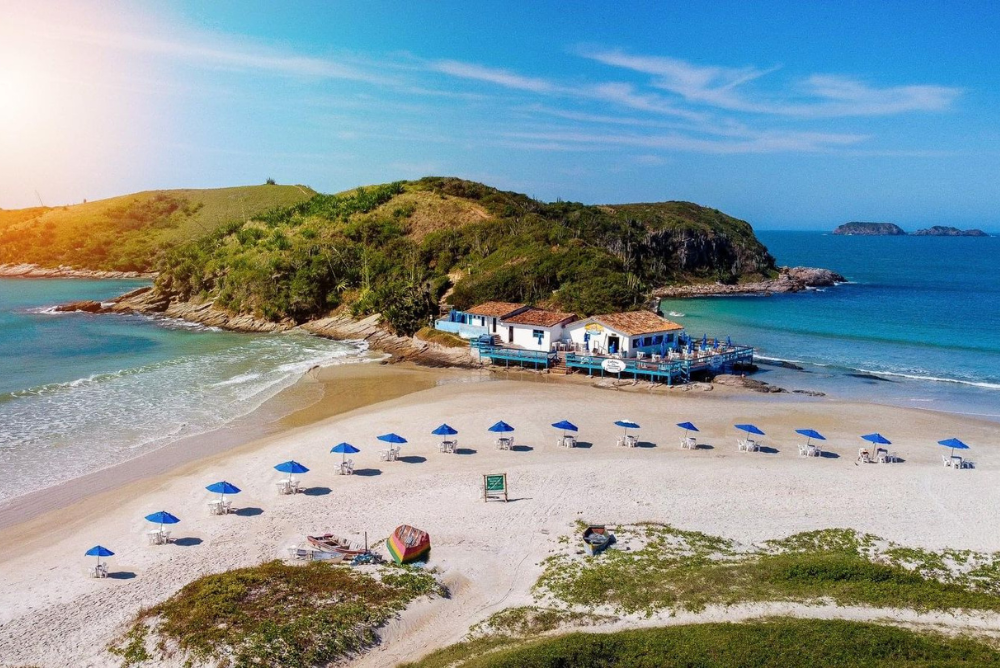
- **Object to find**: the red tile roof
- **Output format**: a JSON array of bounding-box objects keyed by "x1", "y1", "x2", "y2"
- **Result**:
[
  {"x1": 590, "y1": 311, "x2": 684, "y2": 336},
  {"x1": 502, "y1": 307, "x2": 576, "y2": 327},
  {"x1": 465, "y1": 302, "x2": 527, "y2": 318}
]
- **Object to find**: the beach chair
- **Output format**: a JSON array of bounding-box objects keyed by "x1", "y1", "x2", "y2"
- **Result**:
[
  {"x1": 942, "y1": 454, "x2": 952, "y2": 468},
  {"x1": 89, "y1": 563, "x2": 109, "y2": 578},
  {"x1": 798, "y1": 444, "x2": 809, "y2": 457},
  {"x1": 342, "y1": 459, "x2": 354, "y2": 475},
  {"x1": 380, "y1": 449, "x2": 392, "y2": 461},
  {"x1": 857, "y1": 448, "x2": 872, "y2": 464}
]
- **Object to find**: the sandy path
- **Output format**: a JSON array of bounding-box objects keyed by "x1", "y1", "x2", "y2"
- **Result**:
[{"x1": 0, "y1": 377, "x2": 998, "y2": 667}]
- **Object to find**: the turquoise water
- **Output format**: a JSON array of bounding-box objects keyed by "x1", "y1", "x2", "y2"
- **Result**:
[
  {"x1": 660, "y1": 232, "x2": 1000, "y2": 419},
  {"x1": 0, "y1": 279, "x2": 363, "y2": 501}
]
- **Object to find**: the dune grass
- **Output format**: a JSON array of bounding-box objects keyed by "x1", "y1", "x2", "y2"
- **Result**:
[
  {"x1": 108, "y1": 560, "x2": 442, "y2": 668},
  {"x1": 406, "y1": 618, "x2": 1000, "y2": 668},
  {"x1": 535, "y1": 525, "x2": 1000, "y2": 616},
  {"x1": 415, "y1": 326, "x2": 469, "y2": 348}
]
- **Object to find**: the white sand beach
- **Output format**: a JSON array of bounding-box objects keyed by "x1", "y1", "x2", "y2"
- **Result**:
[{"x1": 1, "y1": 366, "x2": 998, "y2": 667}]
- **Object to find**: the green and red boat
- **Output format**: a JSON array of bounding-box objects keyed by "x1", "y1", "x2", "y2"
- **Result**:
[{"x1": 387, "y1": 524, "x2": 430, "y2": 564}]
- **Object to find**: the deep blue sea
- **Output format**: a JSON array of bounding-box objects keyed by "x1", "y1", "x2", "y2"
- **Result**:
[
  {"x1": 0, "y1": 279, "x2": 363, "y2": 501},
  {"x1": 660, "y1": 232, "x2": 1000, "y2": 420}
]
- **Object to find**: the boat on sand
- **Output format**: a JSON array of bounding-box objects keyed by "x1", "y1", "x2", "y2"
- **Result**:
[
  {"x1": 387, "y1": 525, "x2": 430, "y2": 564},
  {"x1": 307, "y1": 533, "x2": 368, "y2": 559},
  {"x1": 582, "y1": 525, "x2": 615, "y2": 556}
]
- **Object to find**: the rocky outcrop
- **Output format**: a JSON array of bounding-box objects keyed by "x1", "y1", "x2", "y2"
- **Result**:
[
  {"x1": 712, "y1": 374, "x2": 786, "y2": 393},
  {"x1": 833, "y1": 222, "x2": 906, "y2": 236},
  {"x1": 645, "y1": 226, "x2": 776, "y2": 282},
  {"x1": 303, "y1": 314, "x2": 476, "y2": 367},
  {"x1": 652, "y1": 266, "x2": 846, "y2": 299},
  {"x1": 0, "y1": 263, "x2": 156, "y2": 279},
  {"x1": 913, "y1": 226, "x2": 990, "y2": 237},
  {"x1": 73, "y1": 286, "x2": 476, "y2": 368},
  {"x1": 52, "y1": 300, "x2": 104, "y2": 313}
]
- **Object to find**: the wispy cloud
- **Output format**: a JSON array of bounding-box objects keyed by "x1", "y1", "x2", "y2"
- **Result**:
[
  {"x1": 581, "y1": 48, "x2": 961, "y2": 117},
  {"x1": 500, "y1": 129, "x2": 868, "y2": 154},
  {"x1": 25, "y1": 19, "x2": 393, "y2": 84},
  {"x1": 429, "y1": 60, "x2": 556, "y2": 93}
]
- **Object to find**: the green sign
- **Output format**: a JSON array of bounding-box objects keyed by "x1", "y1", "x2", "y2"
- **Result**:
[{"x1": 483, "y1": 473, "x2": 508, "y2": 501}]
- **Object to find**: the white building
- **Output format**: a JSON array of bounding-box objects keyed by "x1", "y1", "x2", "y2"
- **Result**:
[
  {"x1": 463, "y1": 302, "x2": 529, "y2": 338},
  {"x1": 564, "y1": 312, "x2": 684, "y2": 357},
  {"x1": 497, "y1": 307, "x2": 576, "y2": 352}
]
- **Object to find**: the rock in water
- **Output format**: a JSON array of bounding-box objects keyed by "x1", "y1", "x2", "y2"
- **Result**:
[
  {"x1": 912, "y1": 226, "x2": 990, "y2": 237},
  {"x1": 52, "y1": 300, "x2": 104, "y2": 313}
]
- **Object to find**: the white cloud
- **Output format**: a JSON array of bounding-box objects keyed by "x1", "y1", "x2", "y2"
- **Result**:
[
  {"x1": 429, "y1": 60, "x2": 556, "y2": 93},
  {"x1": 581, "y1": 48, "x2": 961, "y2": 117}
]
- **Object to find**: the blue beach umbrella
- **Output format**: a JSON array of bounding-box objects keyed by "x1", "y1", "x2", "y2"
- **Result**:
[
  {"x1": 687, "y1": 339, "x2": 694, "y2": 354},
  {"x1": 795, "y1": 429, "x2": 826, "y2": 446},
  {"x1": 377, "y1": 433, "x2": 408, "y2": 445},
  {"x1": 735, "y1": 424, "x2": 765, "y2": 436},
  {"x1": 145, "y1": 511, "x2": 180, "y2": 532},
  {"x1": 861, "y1": 433, "x2": 891, "y2": 446},
  {"x1": 85, "y1": 545, "x2": 114, "y2": 569},
  {"x1": 431, "y1": 424, "x2": 458, "y2": 437},
  {"x1": 551, "y1": 420, "x2": 578, "y2": 439},
  {"x1": 330, "y1": 442, "x2": 360, "y2": 464},
  {"x1": 488, "y1": 421, "x2": 515, "y2": 433},
  {"x1": 614, "y1": 419, "x2": 640, "y2": 437},
  {"x1": 677, "y1": 421, "x2": 699, "y2": 433},
  {"x1": 274, "y1": 460, "x2": 309, "y2": 483},
  {"x1": 205, "y1": 481, "x2": 241, "y2": 503},
  {"x1": 702, "y1": 333, "x2": 708, "y2": 348},
  {"x1": 938, "y1": 438, "x2": 970, "y2": 458},
  {"x1": 659, "y1": 339, "x2": 669, "y2": 357}
]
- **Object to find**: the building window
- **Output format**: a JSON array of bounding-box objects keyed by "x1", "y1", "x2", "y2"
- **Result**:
[
  {"x1": 652, "y1": 335, "x2": 663, "y2": 345},
  {"x1": 666, "y1": 334, "x2": 674, "y2": 343},
  {"x1": 632, "y1": 338, "x2": 639, "y2": 348},
  {"x1": 532, "y1": 329, "x2": 544, "y2": 344}
]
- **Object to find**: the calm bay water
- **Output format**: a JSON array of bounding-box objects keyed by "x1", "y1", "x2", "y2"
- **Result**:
[
  {"x1": 0, "y1": 279, "x2": 363, "y2": 502},
  {"x1": 660, "y1": 232, "x2": 1000, "y2": 420}
]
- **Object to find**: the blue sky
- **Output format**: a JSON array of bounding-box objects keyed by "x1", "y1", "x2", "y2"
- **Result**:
[{"x1": 1, "y1": 1, "x2": 998, "y2": 229}]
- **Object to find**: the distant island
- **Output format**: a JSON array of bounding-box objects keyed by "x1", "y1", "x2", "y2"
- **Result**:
[
  {"x1": 912, "y1": 226, "x2": 990, "y2": 237},
  {"x1": 833, "y1": 222, "x2": 991, "y2": 237},
  {"x1": 832, "y1": 222, "x2": 906, "y2": 236}
]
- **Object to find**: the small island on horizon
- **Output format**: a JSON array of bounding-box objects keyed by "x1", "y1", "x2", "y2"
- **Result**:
[{"x1": 833, "y1": 222, "x2": 991, "y2": 237}]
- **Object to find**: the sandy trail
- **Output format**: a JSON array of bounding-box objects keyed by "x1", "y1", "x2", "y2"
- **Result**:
[{"x1": 1, "y1": 375, "x2": 998, "y2": 667}]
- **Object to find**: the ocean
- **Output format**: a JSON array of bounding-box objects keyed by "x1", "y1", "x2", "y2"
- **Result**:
[
  {"x1": 0, "y1": 279, "x2": 365, "y2": 502},
  {"x1": 660, "y1": 232, "x2": 1000, "y2": 420}
]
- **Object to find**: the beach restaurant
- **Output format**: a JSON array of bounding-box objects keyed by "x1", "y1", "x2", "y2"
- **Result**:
[{"x1": 563, "y1": 312, "x2": 684, "y2": 357}]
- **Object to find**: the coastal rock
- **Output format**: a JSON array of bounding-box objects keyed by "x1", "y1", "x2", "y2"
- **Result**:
[
  {"x1": 712, "y1": 373, "x2": 786, "y2": 393},
  {"x1": 912, "y1": 226, "x2": 990, "y2": 237},
  {"x1": 68, "y1": 286, "x2": 477, "y2": 368},
  {"x1": 52, "y1": 300, "x2": 103, "y2": 313},
  {"x1": 0, "y1": 263, "x2": 156, "y2": 279},
  {"x1": 832, "y1": 222, "x2": 906, "y2": 236},
  {"x1": 652, "y1": 266, "x2": 846, "y2": 299}
]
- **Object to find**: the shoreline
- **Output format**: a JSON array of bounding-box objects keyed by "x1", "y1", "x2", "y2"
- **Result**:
[
  {"x1": 0, "y1": 263, "x2": 156, "y2": 280},
  {"x1": 651, "y1": 266, "x2": 847, "y2": 299},
  {"x1": 1, "y1": 370, "x2": 998, "y2": 666},
  {"x1": 0, "y1": 362, "x2": 466, "y2": 536}
]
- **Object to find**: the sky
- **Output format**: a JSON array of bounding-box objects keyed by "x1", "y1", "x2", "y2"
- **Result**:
[{"x1": 1, "y1": 1, "x2": 998, "y2": 229}]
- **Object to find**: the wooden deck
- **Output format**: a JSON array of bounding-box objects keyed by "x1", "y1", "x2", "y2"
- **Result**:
[{"x1": 471, "y1": 337, "x2": 754, "y2": 384}]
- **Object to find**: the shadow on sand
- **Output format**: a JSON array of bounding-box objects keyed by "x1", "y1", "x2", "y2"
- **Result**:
[
  {"x1": 233, "y1": 507, "x2": 264, "y2": 517},
  {"x1": 302, "y1": 486, "x2": 332, "y2": 496}
]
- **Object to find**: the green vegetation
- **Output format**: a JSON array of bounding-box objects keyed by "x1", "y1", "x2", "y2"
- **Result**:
[
  {"x1": 406, "y1": 618, "x2": 1000, "y2": 668},
  {"x1": 153, "y1": 177, "x2": 776, "y2": 333},
  {"x1": 1, "y1": 176, "x2": 778, "y2": 333},
  {"x1": 0, "y1": 185, "x2": 314, "y2": 272},
  {"x1": 535, "y1": 525, "x2": 1000, "y2": 615},
  {"x1": 108, "y1": 560, "x2": 442, "y2": 668}
]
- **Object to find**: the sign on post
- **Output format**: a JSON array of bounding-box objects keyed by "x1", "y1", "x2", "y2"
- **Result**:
[{"x1": 483, "y1": 473, "x2": 508, "y2": 502}]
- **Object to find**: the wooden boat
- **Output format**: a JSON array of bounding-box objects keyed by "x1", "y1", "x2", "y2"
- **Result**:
[
  {"x1": 307, "y1": 534, "x2": 367, "y2": 559},
  {"x1": 582, "y1": 525, "x2": 614, "y2": 556},
  {"x1": 387, "y1": 525, "x2": 430, "y2": 564}
]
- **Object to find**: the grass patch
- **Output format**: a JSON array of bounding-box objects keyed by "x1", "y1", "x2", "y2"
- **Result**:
[
  {"x1": 415, "y1": 326, "x2": 469, "y2": 348},
  {"x1": 406, "y1": 618, "x2": 1000, "y2": 667},
  {"x1": 535, "y1": 525, "x2": 1000, "y2": 615},
  {"x1": 108, "y1": 560, "x2": 442, "y2": 667}
]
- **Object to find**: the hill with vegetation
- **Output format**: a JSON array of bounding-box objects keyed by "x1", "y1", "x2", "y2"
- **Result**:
[
  {"x1": 1, "y1": 177, "x2": 778, "y2": 335},
  {"x1": 150, "y1": 177, "x2": 776, "y2": 334},
  {"x1": 0, "y1": 184, "x2": 315, "y2": 271}
]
